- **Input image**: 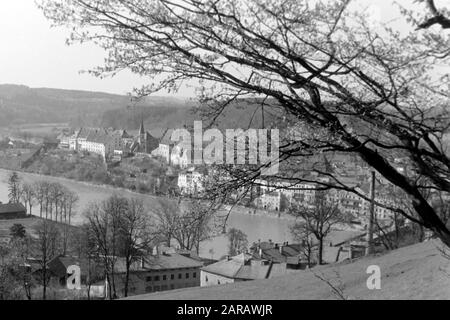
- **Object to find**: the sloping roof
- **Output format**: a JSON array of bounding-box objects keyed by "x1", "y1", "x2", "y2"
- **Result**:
[
  {"x1": 86, "y1": 128, "x2": 112, "y2": 145},
  {"x1": 250, "y1": 242, "x2": 303, "y2": 263},
  {"x1": 114, "y1": 253, "x2": 203, "y2": 273},
  {"x1": 139, "y1": 120, "x2": 145, "y2": 135},
  {"x1": 112, "y1": 129, "x2": 133, "y2": 139},
  {"x1": 75, "y1": 127, "x2": 91, "y2": 139},
  {"x1": 47, "y1": 255, "x2": 90, "y2": 277},
  {"x1": 324, "y1": 230, "x2": 366, "y2": 247},
  {"x1": 201, "y1": 253, "x2": 274, "y2": 280},
  {"x1": 0, "y1": 203, "x2": 26, "y2": 214},
  {"x1": 235, "y1": 262, "x2": 271, "y2": 280},
  {"x1": 160, "y1": 129, "x2": 175, "y2": 145}
]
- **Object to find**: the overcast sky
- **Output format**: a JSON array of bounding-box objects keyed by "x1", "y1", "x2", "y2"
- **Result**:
[{"x1": 0, "y1": 0, "x2": 415, "y2": 96}]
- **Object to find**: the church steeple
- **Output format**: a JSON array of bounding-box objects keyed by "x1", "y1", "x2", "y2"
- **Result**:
[
  {"x1": 138, "y1": 116, "x2": 145, "y2": 146},
  {"x1": 139, "y1": 118, "x2": 145, "y2": 136}
]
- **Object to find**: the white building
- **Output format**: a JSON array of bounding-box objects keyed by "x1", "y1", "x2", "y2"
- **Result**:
[
  {"x1": 69, "y1": 128, "x2": 115, "y2": 159},
  {"x1": 177, "y1": 167, "x2": 206, "y2": 195},
  {"x1": 200, "y1": 253, "x2": 290, "y2": 287}
]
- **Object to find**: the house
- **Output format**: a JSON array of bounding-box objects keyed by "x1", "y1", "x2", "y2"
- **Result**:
[
  {"x1": 254, "y1": 192, "x2": 281, "y2": 211},
  {"x1": 151, "y1": 129, "x2": 175, "y2": 163},
  {"x1": 111, "y1": 248, "x2": 204, "y2": 297},
  {"x1": 47, "y1": 255, "x2": 90, "y2": 287},
  {"x1": 69, "y1": 127, "x2": 90, "y2": 151},
  {"x1": 177, "y1": 167, "x2": 206, "y2": 195},
  {"x1": 68, "y1": 127, "x2": 119, "y2": 159},
  {"x1": 249, "y1": 241, "x2": 306, "y2": 269},
  {"x1": 0, "y1": 203, "x2": 27, "y2": 219},
  {"x1": 80, "y1": 129, "x2": 115, "y2": 159},
  {"x1": 57, "y1": 133, "x2": 71, "y2": 148},
  {"x1": 200, "y1": 253, "x2": 294, "y2": 287},
  {"x1": 130, "y1": 121, "x2": 159, "y2": 155}
]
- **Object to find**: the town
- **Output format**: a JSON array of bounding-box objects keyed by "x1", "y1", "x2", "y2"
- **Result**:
[
  {"x1": 0, "y1": 0, "x2": 449, "y2": 305},
  {"x1": 0, "y1": 116, "x2": 442, "y2": 300}
]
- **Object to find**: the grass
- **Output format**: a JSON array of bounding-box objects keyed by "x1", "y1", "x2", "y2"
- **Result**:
[{"x1": 0, "y1": 216, "x2": 76, "y2": 239}]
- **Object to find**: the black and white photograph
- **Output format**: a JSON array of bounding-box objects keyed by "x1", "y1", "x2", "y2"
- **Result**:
[{"x1": 0, "y1": 0, "x2": 449, "y2": 309}]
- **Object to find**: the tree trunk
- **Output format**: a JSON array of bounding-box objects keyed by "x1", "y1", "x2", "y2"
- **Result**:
[
  {"x1": 42, "y1": 269, "x2": 47, "y2": 300},
  {"x1": 124, "y1": 261, "x2": 130, "y2": 297},
  {"x1": 318, "y1": 238, "x2": 324, "y2": 265}
]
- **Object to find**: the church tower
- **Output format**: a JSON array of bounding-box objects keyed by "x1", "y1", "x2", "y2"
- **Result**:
[{"x1": 139, "y1": 118, "x2": 145, "y2": 146}]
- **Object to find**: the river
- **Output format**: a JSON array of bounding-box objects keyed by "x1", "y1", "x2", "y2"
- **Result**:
[{"x1": 0, "y1": 168, "x2": 294, "y2": 259}]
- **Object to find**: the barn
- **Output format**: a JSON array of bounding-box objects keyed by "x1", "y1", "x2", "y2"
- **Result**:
[{"x1": 0, "y1": 203, "x2": 27, "y2": 219}]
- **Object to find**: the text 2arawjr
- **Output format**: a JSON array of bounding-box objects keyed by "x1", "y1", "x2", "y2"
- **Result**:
[{"x1": 221, "y1": 305, "x2": 273, "y2": 317}]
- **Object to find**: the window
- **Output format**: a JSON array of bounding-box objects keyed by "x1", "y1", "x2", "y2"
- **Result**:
[
  {"x1": 146, "y1": 276, "x2": 152, "y2": 282},
  {"x1": 178, "y1": 273, "x2": 182, "y2": 279},
  {"x1": 163, "y1": 275, "x2": 167, "y2": 281},
  {"x1": 155, "y1": 275, "x2": 160, "y2": 281},
  {"x1": 186, "y1": 273, "x2": 189, "y2": 279},
  {"x1": 193, "y1": 272, "x2": 197, "y2": 278},
  {"x1": 170, "y1": 284, "x2": 175, "y2": 290},
  {"x1": 171, "y1": 274, "x2": 174, "y2": 280}
]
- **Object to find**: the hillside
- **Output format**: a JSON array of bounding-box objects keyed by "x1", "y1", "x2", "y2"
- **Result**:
[
  {"x1": 101, "y1": 98, "x2": 287, "y2": 134},
  {"x1": 0, "y1": 84, "x2": 287, "y2": 134},
  {"x1": 125, "y1": 240, "x2": 450, "y2": 300},
  {"x1": 0, "y1": 216, "x2": 78, "y2": 240},
  {"x1": 0, "y1": 84, "x2": 188, "y2": 128}
]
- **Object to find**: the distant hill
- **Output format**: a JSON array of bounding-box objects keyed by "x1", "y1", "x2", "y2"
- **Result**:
[
  {"x1": 102, "y1": 98, "x2": 289, "y2": 135},
  {"x1": 0, "y1": 84, "x2": 288, "y2": 133},
  {"x1": 0, "y1": 84, "x2": 189, "y2": 128}
]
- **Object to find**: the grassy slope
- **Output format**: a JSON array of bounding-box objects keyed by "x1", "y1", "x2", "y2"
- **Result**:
[
  {"x1": 0, "y1": 216, "x2": 76, "y2": 239},
  {"x1": 125, "y1": 240, "x2": 450, "y2": 300}
]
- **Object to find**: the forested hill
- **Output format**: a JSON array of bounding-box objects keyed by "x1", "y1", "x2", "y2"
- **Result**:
[
  {"x1": 102, "y1": 99, "x2": 288, "y2": 134},
  {"x1": 0, "y1": 84, "x2": 188, "y2": 128},
  {"x1": 0, "y1": 84, "x2": 288, "y2": 132}
]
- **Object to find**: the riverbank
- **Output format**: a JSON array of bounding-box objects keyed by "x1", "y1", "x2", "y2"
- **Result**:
[
  {"x1": 0, "y1": 168, "x2": 296, "y2": 259},
  {"x1": 0, "y1": 167, "x2": 298, "y2": 222}
]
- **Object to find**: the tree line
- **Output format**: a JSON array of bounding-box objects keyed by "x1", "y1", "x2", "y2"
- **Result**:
[
  {"x1": 79, "y1": 196, "x2": 217, "y2": 299},
  {"x1": 7, "y1": 171, "x2": 79, "y2": 225}
]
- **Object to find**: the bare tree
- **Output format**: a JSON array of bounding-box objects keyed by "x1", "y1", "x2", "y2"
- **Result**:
[
  {"x1": 38, "y1": 0, "x2": 450, "y2": 247},
  {"x1": 7, "y1": 171, "x2": 22, "y2": 204},
  {"x1": 33, "y1": 181, "x2": 48, "y2": 219},
  {"x1": 227, "y1": 228, "x2": 248, "y2": 256},
  {"x1": 118, "y1": 198, "x2": 155, "y2": 297},
  {"x1": 290, "y1": 221, "x2": 315, "y2": 268},
  {"x1": 9, "y1": 236, "x2": 35, "y2": 300},
  {"x1": 290, "y1": 191, "x2": 346, "y2": 265},
  {"x1": 414, "y1": 0, "x2": 450, "y2": 29},
  {"x1": 153, "y1": 198, "x2": 181, "y2": 247},
  {"x1": 60, "y1": 188, "x2": 79, "y2": 255},
  {"x1": 67, "y1": 224, "x2": 103, "y2": 300},
  {"x1": 84, "y1": 195, "x2": 128, "y2": 299},
  {"x1": 32, "y1": 220, "x2": 61, "y2": 300},
  {"x1": 172, "y1": 200, "x2": 216, "y2": 254},
  {"x1": 21, "y1": 183, "x2": 35, "y2": 216}
]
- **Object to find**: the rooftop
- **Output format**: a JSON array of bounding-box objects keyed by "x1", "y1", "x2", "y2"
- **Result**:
[
  {"x1": 124, "y1": 240, "x2": 450, "y2": 300},
  {"x1": 0, "y1": 203, "x2": 26, "y2": 214},
  {"x1": 201, "y1": 253, "x2": 290, "y2": 281},
  {"x1": 114, "y1": 252, "x2": 204, "y2": 273}
]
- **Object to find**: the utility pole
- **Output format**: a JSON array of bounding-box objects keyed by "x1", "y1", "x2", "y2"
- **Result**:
[{"x1": 366, "y1": 171, "x2": 376, "y2": 255}]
